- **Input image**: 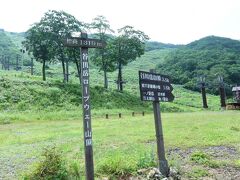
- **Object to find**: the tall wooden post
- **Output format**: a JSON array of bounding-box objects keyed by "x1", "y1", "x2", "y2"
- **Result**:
[
  {"x1": 64, "y1": 34, "x2": 106, "y2": 180},
  {"x1": 150, "y1": 69, "x2": 169, "y2": 176},
  {"x1": 80, "y1": 33, "x2": 94, "y2": 180}
]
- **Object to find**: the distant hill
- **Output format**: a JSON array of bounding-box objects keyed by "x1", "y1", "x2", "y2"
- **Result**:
[
  {"x1": 186, "y1": 35, "x2": 240, "y2": 52},
  {"x1": 156, "y1": 36, "x2": 240, "y2": 94},
  {"x1": 145, "y1": 41, "x2": 181, "y2": 51},
  {"x1": 0, "y1": 30, "x2": 20, "y2": 60},
  {"x1": 0, "y1": 30, "x2": 31, "y2": 68},
  {"x1": 5, "y1": 31, "x2": 26, "y2": 48}
]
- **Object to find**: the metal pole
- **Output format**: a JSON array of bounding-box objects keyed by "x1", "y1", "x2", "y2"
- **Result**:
[
  {"x1": 80, "y1": 32, "x2": 94, "y2": 180},
  {"x1": 150, "y1": 69, "x2": 169, "y2": 176}
]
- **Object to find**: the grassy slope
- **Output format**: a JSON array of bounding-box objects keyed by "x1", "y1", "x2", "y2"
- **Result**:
[{"x1": 0, "y1": 49, "x2": 221, "y2": 124}]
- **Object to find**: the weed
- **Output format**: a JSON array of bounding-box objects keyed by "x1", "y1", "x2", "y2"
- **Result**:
[
  {"x1": 68, "y1": 162, "x2": 83, "y2": 180},
  {"x1": 190, "y1": 151, "x2": 219, "y2": 168},
  {"x1": 190, "y1": 151, "x2": 210, "y2": 165},
  {"x1": 137, "y1": 150, "x2": 157, "y2": 168},
  {"x1": 230, "y1": 126, "x2": 240, "y2": 132},
  {"x1": 96, "y1": 153, "x2": 136, "y2": 178},
  {"x1": 187, "y1": 166, "x2": 209, "y2": 179},
  {"x1": 235, "y1": 160, "x2": 240, "y2": 168}
]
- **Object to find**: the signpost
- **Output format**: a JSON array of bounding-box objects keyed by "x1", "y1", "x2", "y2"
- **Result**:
[
  {"x1": 139, "y1": 70, "x2": 174, "y2": 176},
  {"x1": 64, "y1": 33, "x2": 106, "y2": 180}
]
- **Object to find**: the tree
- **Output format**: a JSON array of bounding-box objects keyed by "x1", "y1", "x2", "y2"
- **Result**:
[
  {"x1": 66, "y1": 47, "x2": 81, "y2": 81},
  {"x1": 90, "y1": 15, "x2": 115, "y2": 89},
  {"x1": 23, "y1": 24, "x2": 55, "y2": 81},
  {"x1": 39, "y1": 10, "x2": 84, "y2": 83},
  {"x1": 111, "y1": 26, "x2": 149, "y2": 91},
  {"x1": 24, "y1": 10, "x2": 84, "y2": 82}
]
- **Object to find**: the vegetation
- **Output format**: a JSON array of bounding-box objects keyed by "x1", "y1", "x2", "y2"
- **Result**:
[
  {"x1": 23, "y1": 10, "x2": 84, "y2": 82},
  {"x1": 90, "y1": 15, "x2": 115, "y2": 89},
  {"x1": 145, "y1": 41, "x2": 180, "y2": 51},
  {"x1": 0, "y1": 30, "x2": 21, "y2": 69},
  {"x1": 157, "y1": 36, "x2": 240, "y2": 94},
  {"x1": 111, "y1": 26, "x2": 149, "y2": 91},
  {"x1": 24, "y1": 147, "x2": 69, "y2": 180}
]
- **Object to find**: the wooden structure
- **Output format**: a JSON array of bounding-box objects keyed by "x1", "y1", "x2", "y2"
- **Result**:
[{"x1": 226, "y1": 86, "x2": 240, "y2": 110}]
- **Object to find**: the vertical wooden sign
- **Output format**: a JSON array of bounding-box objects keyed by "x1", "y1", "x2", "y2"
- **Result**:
[
  {"x1": 81, "y1": 33, "x2": 94, "y2": 180},
  {"x1": 64, "y1": 33, "x2": 106, "y2": 180}
]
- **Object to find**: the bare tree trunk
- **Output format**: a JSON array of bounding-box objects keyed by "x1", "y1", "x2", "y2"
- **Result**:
[
  {"x1": 104, "y1": 68, "x2": 108, "y2": 89},
  {"x1": 118, "y1": 61, "x2": 123, "y2": 91},
  {"x1": 75, "y1": 58, "x2": 81, "y2": 83},
  {"x1": 61, "y1": 58, "x2": 66, "y2": 83},
  {"x1": 42, "y1": 59, "x2": 46, "y2": 81},
  {"x1": 66, "y1": 58, "x2": 69, "y2": 82}
]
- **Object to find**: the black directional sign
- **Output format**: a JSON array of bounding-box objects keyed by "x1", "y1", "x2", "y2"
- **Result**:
[{"x1": 139, "y1": 71, "x2": 174, "y2": 102}]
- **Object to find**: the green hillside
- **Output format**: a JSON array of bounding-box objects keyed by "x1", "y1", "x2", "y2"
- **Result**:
[
  {"x1": 0, "y1": 48, "x2": 221, "y2": 123},
  {"x1": 5, "y1": 31, "x2": 25, "y2": 48},
  {"x1": 145, "y1": 41, "x2": 180, "y2": 51},
  {"x1": 0, "y1": 32, "x2": 228, "y2": 118},
  {"x1": 0, "y1": 30, "x2": 20, "y2": 61},
  {"x1": 156, "y1": 36, "x2": 240, "y2": 94},
  {"x1": 187, "y1": 35, "x2": 240, "y2": 52}
]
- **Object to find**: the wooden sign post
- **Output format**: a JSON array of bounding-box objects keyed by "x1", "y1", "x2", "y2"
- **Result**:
[
  {"x1": 64, "y1": 33, "x2": 106, "y2": 180},
  {"x1": 139, "y1": 70, "x2": 174, "y2": 176}
]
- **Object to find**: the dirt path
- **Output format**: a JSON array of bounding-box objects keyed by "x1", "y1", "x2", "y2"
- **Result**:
[{"x1": 167, "y1": 145, "x2": 240, "y2": 179}]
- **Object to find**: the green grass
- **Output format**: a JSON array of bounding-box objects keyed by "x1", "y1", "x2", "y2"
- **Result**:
[{"x1": 0, "y1": 111, "x2": 240, "y2": 179}]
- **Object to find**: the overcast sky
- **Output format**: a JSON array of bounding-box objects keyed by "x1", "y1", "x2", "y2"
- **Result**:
[{"x1": 0, "y1": 0, "x2": 239, "y2": 44}]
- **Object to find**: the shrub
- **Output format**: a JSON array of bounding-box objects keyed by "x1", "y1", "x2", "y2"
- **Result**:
[{"x1": 25, "y1": 147, "x2": 68, "y2": 180}]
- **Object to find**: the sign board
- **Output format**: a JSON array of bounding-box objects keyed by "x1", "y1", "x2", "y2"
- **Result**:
[
  {"x1": 139, "y1": 71, "x2": 174, "y2": 102},
  {"x1": 64, "y1": 37, "x2": 106, "y2": 48}
]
